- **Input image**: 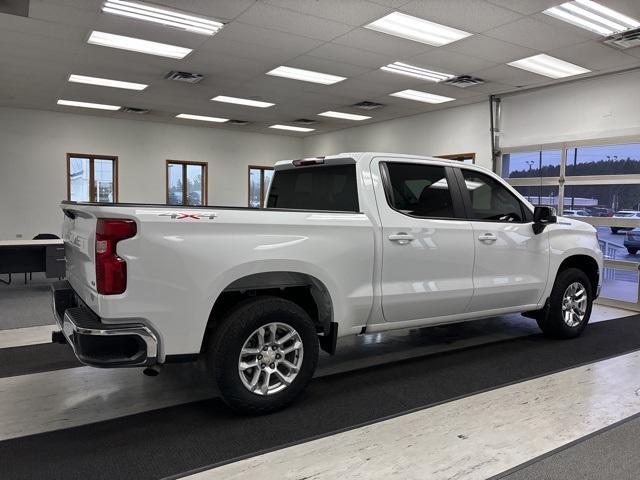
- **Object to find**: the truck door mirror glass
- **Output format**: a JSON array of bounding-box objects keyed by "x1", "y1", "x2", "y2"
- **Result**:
[{"x1": 532, "y1": 206, "x2": 557, "y2": 234}]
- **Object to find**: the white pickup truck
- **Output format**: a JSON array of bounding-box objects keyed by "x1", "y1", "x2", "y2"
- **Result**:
[{"x1": 52, "y1": 152, "x2": 603, "y2": 413}]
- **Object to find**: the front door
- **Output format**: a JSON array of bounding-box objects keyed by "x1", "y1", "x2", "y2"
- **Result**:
[
  {"x1": 456, "y1": 168, "x2": 550, "y2": 312},
  {"x1": 374, "y1": 158, "x2": 475, "y2": 324}
]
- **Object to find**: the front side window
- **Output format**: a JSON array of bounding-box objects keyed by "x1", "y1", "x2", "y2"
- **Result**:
[
  {"x1": 267, "y1": 164, "x2": 358, "y2": 211},
  {"x1": 384, "y1": 163, "x2": 455, "y2": 218},
  {"x1": 461, "y1": 169, "x2": 526, "y2": 222},
  {"x1": 67, "y1": 154, "x2": 117, "y2": 202},
  {"x1": 166, "y1": 160, "x2": 207, "y2": 206}
]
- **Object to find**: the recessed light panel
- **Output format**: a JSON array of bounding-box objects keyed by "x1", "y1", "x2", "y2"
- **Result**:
[
  {"x1": 211, "y1": 96, "x2": 274, "y2": 108},
  {"x1": 269, "y1": 124, "x2": 315, "y2": 132},
  {"x1": 390, "y1": 89, "x2": 455, "y2": 104},
  {"x1": 266, "y1": 66, "x2": 345, "y2": 85},
  {"x1": 176, "y1": 114, "x2": 229, "y2": 123},
  {"x1": 365, "y1": 11, "x2": 472, "y2": 46},
  {"x1": 87, "y1": 31, "x2": 192, "y2": 59},
  {"x1": 544, "y1": 0, "x2": 640, "y2": 36},
  {"x1": 68, "y1": 74, "x2": 148, "y2": 91},
  {"x1": 57, "y1": 99, "x2": 121, "y2": 110},
  {"x1": 318, "y1": 111, "x2": 371, "y2": 121},
  {"x1": 380, "y1": 62, "x2": 455, "y2": 82},
  {"x1": 102, "y1": 0, "x2": 224, "y2": 36},
  {"x1": 508, "y1": 54, "x2": 591, "y2": 79}
]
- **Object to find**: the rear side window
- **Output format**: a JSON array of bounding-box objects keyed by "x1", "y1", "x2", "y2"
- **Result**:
[
  {"x1": 460, "y1": 169, "x2": 526, "y2": 222},
  {"x1": 384, "y1": 163, "x2": 455, "y2": 218},
  {"x1": 266, "y1": 164, "x2": 359, "y2": 211}
]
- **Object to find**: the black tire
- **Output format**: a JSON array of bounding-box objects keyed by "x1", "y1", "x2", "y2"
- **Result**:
[
  {"x1": 207, "y1": 296, "x2": 319, "y2": 414},
  {"x1": 628, "y1": 248, "x2": 638, "y2": 255},
  {"x1": 611, "y1": 228, "x2": 619, "y2": 234},
  {"x1": 536, "y1": 268, "x2": 592, "y2": 339}
]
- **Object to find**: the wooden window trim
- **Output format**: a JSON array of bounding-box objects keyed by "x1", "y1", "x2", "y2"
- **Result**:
[
  {"x1": 166, "y1": 160, "x2": 208, "y2": 206},
  {"x1": 248, "y1": 165, "x2": 274, "y2": 207},
  {"x1": 436, "y1": 153, "x2": 476, "y2": 163},
  {"x1": 66, "y1": 153, "x2": 119, "y2": 202}
]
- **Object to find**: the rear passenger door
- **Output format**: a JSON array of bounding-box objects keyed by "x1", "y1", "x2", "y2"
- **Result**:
[
  {"x1": 454, "y1": 168, "x2": 550, "y2": 312},
  {"x1": 374, "y1": 159, "x2": 475, "y2": 324}
]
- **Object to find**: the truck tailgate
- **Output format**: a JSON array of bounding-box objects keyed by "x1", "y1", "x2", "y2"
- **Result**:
[{"x1": 61, "y1": 206, "x2": 98, "y2": 306}]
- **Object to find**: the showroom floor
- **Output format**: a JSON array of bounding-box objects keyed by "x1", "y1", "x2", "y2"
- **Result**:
[{"x1": 1, "y1": 275, "x2": 639, "y2": 479}]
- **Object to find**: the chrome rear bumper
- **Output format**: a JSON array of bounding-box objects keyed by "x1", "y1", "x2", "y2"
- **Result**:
[{"x1": 51, "y1": 280, "x2": 158, "y2": 367}]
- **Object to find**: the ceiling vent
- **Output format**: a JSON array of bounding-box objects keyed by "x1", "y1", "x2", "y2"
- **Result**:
[
  {"x1": 603, "y1": 27, "x2": 640, "y2": 49},
  {"x1": 444, "y1": 75, "x2": 485, "y2": 88},
  {"x1": 293, "y1": 118, "x2": 318, "y2": 125},
  {"x1": 121, "y1": 107, "x2": 150, "y2": 114},
  {"x1": 164, "y1": 70, "x2": 204, "y2": 84},
  {"x1": 352, "y1": 101, "x2": 385, "y2": 110},
  {"x1": 229, "y1": 119, "x2": 251, "y2": 125}
]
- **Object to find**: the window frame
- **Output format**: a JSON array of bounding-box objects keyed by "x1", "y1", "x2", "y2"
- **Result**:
[
  {"x1": 248, "y1": 165, "x2": 274, "y2": 208},
  {"x1": 453, "y1": 167, "x2": 532, "y2": 224},
  {"x1": 379, "y1": 161, "x2": 466, "y2": 221},
  {"x1": 165, "y1": 159, "x2": 208, "y2": 206},
  {"x1": 66, "y1": 153, "x2": 119, "y2": 203}
]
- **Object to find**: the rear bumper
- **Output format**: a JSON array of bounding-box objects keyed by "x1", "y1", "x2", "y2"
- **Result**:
[{"x1": 51, "y1": 280, "x2": 158, "y2": 367}]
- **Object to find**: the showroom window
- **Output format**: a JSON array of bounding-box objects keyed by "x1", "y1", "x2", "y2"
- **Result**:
[
  {"x1": 166, "y1": 160, "x2": 207, "y2": 206},
  {"x1": 248, "y1": 166, "x2": 274, "y2": 208},
  {"x1": 67, "y1": 154, "x2": 118, "y2": 203},
  {"x1": 384, "y1": 163, "x2": 455, "y2": 218},
  {"x1": 461, "y1": 169, "x2": 526, "y2": 222},
  {"x1": 501, "y1": 140, "x2": 640, "y2": 308}
]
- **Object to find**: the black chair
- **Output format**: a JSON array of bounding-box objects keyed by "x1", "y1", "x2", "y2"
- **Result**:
[{"x1": 28, "y1": 234, "x2": 61, "y2": 282}]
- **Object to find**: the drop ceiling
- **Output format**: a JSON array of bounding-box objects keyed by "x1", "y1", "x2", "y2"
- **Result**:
[{"x1": 0, "y1": 0, "x2": 639, "y2": 136}]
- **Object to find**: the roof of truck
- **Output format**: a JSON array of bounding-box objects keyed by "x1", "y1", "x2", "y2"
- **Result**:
[{"x1": 275, "y1": 152, "x2": 487, "y2": 169}]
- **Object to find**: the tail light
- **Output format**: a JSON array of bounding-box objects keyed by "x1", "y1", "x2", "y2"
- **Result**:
[{"x1": 95, "y1": 219, "x2": 137, "y2": 295}]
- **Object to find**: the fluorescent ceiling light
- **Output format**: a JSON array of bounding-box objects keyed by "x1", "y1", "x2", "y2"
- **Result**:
[
  {"x1": 57, "y1": 99, "x2": 121, "y2": 110},
  {"x1": 102, "y1": 0, "x2": 224, "y2": 36},
  {"x1": 176, "y1": 113, "x2": 228, "y2": 123},
  {"x1": 544, "y1": 0, "x2": 640, "y2": 36},
  {"x1": 380, "y1": 62, "x2": 455, "y2": 82},
  {"x1": 508, "y1": 54, "x2": 590, "y2": 79},
  {"x1": 87, "y1": 31, "x2": 192, "y2": 59},
  {"x1": 365, "y1": 11, "x2": 472, "y2": 46},
  {"x1": 211, "y1": 95, "x2": 274, "y2": 108},
  {"x1": 68, "y1": 74, "x2": 147, "y2": 91},
  {"x1": 266, "y1": 66, "x2": 345, "y2": 85},
  {"x1": 269, "y1": 124, "x2": 315, "y2": 132},
  {"x1": 318, "y1": 111, "x2": 371, "y2": 121},
  {"x1": 390, "y1": 89, "x2": 455, "y2": 104}
]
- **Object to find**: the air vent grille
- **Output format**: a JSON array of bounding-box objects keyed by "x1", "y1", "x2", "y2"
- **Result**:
[
  {"x1": 229, "y1": 119, "x2": 251, "y2": 125},
  {"x1": 121, "y1": 107, "x2": 150, "y2": 114},
  {"x1": 164, "y1": 70, "x2": 204, "y2": 84},
  {"x1": 293, "y1": 118, "x2": 318, "y2": 125},
  {"x1": 603, "y1": 27, "x2": 640, "y2": 49},
  {"x1": 444, "y1": 75, "x2": 485, "y2": 88},
  {"x1": 352, "y1": 101, "x2": 384, "y2": 110}
]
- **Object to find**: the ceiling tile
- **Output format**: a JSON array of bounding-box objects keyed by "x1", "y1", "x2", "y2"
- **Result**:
[
  {"x1": 484, "y1": 0, "x2": 560, "y2": 15},
  {"x1": 331, "y1": 28, "x2": 433, "y2": 58},
  {"x1": 264, "y1": 0, "x2": 392, "y2": 26},
  {"x1": 287, "y1": 56, "x2": 371, "y2": 78},
  {"x1": 234, "y1": 2, "x2": 354, "y2": 41},
  {"x1": 483, "y1": 16, "x2": 595, "y2": 51},
  {"x1": 400, "y1": 0, "x2": 522, "y2": 33},
  {"x1": 549, "y1": 41, "x2": 640, "y2": 72},
  {"x1": 306, "y1": 42, "x2": 394, "y2": 69},
  {"x1": 446, "y1": 35, "x2": 539, "y2": 64},
  {"x1": 471, "y1": 64, "x2": 550, "y2": 87},
  {"x1": 407, "y1": 49, "x2": 497, "y2": 75}
]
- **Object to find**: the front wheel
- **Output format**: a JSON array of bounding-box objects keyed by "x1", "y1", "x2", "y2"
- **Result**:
[
  {"x1": 207, "y1": 296, "x2": 319, "y2": 414},
  {"x1": 537, "y1": 268, "x2": 592, "y2": 339},
  {"x1": 611, "y1": 227, "x2": 619, "y2": 234},
  {"x1": 628, "y1": 248, "x2": 638, "y2": 255}
]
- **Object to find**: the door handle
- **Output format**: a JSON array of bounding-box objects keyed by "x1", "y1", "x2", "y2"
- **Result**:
[
  {"x1": 388, "y1": 233, "x2": 415, "y2": 245},
  {"x1": 478, "y1": 233, "x2": 497, "y2": 243}
]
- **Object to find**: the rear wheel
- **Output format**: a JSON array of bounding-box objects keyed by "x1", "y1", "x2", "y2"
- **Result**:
[
  {"x1": 628, "y1": 248, "x2": 638, "y2": 255},
  {"x1": 611, "y1": 227, "x2": 619, "y2": 234},
  {"x1": 537, "y1": 268, "x2": 592, "y2": 339},
  {"x1": 207, "y1": 296, "x2": 319, "y2": 414}
]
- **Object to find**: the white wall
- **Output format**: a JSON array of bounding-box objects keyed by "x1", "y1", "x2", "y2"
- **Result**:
[
  {"x1": 501, "y1": 69, "x2": 640, "y2": 148},
  {"x1": 303, "y1": 101, "x2": 492, "y2": 168},
  {"x1": 0, "y1": 107, "x2": 302, "y2": 239}
]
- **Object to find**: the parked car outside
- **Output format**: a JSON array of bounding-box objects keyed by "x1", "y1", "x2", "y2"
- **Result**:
[
  {"x1": 563, "y1": 209, "x2": 589, "y2": 217},
  {"x1": 624, "y1": 228, "x2": 640, "y2": 254},
  {"x1": 611, "y1": 211, "x2": 640, "y2": 234}
]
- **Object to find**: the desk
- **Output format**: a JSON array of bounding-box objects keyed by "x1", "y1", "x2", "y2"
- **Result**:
[{"x1": 0, "y1": 239, "x2": 65, "y2": 284}]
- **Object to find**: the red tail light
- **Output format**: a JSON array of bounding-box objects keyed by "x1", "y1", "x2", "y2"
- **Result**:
[{"x1": 95, "y1": 219, "x2": 137, "y2": 295}]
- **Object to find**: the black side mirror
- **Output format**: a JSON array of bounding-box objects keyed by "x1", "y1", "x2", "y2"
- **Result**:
[{"x1": 533, "y1": 206, "x2": 557, "y2": 234}]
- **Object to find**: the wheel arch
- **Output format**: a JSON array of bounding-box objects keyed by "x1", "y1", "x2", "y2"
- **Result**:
[{"x1": 556, "y1": 254, "x2": 600, "y2": 296}]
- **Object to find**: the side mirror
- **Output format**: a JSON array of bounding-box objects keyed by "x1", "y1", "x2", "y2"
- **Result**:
[{"x1": 532, "y1": 206, "x2": 557, "y2": 234}]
